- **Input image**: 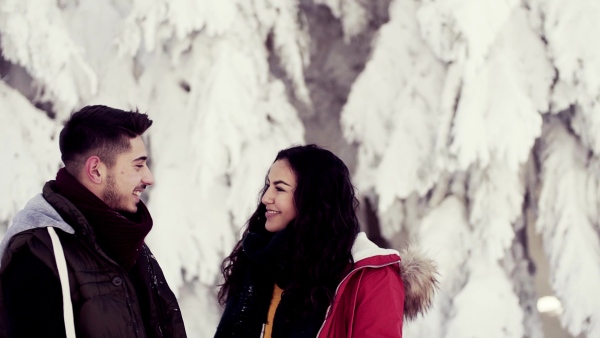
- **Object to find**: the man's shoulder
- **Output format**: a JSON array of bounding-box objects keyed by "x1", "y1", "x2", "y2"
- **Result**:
[
  {"x1": 7, "y1": 228, "x2": 53, "y2": 246},
  {"x1": 0, "y1": 193, "x2": 75, "y2": 267},
  {"x1": 0, "y1": 228, "x2": 56, "y2": 272}
]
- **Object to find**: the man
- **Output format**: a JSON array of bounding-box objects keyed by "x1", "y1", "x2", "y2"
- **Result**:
[{"x1": 0, "y1": 105, "x2": 187, "y2": 337}]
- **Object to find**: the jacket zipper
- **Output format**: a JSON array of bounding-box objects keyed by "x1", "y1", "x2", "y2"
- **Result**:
[
  {"x1": 122, "y1": 280, "x2": 142, "y2": 338},
  {"x1": 145, "y1": 246, "x2": 168, "y2": 337}
]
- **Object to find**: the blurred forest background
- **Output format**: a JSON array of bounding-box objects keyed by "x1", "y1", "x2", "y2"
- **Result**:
[{"x1": 1, "y1": 0, "x2": 599, "y2": 337}]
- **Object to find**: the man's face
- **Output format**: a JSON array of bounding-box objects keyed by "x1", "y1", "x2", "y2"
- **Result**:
[{"x1": 101, "y1": 136, "x2": 154, "y2": 213}]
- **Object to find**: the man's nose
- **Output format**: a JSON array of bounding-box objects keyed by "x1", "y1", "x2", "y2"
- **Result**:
[{"x1": 142, "y1": 167, "x2": 154, "y2": 186}]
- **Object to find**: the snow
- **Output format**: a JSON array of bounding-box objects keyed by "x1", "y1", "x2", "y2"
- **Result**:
[
  {"x1": 446, "y1": 255, "x2": 524, "y2": 338},
  {"x1": 341, "y1": 0, "x2": 446, "y2": 212},
  {"x1": 0, "y1": 82, "x2": 61, "y2": 229},
  {"x1": 537, "y1": 296, "x2": 563, "y2": 315},
  {"x1": 403, "y1": 196, "x2": 471, "y2": 337},
  {"x1": 467, "y1": 162, "x2": 523, "y2": 261},
  {"x1": 537, "y1": 118, "x2": 600, "y2": 336},
  {"x1": 0, "y1": 0, "x2": 97, "y2": 118},
  {"x1": 2, "y1": 0, "x2": 600, "y2": 337},
  {"x1": 438, "y1": 6, "x2": 551, "y2": 171}
]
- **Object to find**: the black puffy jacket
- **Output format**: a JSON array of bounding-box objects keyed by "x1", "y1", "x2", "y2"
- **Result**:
[{"x1": 0, "y1": 183, "x2": 187, "y2": 338}]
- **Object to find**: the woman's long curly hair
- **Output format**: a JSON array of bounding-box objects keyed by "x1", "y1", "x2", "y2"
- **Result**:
[{"x1": 217, "y1": 144, "x2": 360, "y2": 314}]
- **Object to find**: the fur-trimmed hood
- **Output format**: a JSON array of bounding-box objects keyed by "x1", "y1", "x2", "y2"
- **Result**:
[
  {"x1": 398, "y1": 244, "x2": 439, "y2": 320},
  {"x1": 351, "y1": 232, "x2": 439, "y2": 320}
]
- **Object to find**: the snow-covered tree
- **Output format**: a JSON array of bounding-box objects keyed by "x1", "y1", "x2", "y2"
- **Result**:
[
  {"x1": 0, "y1": 81, "x2": 60, "y2": 235},
  {"x1": 536, "y1": 117, "x2": 600, "y2": 336},
  {"x1": 338, "y1": 0, "x2": 598, "y2": 337},
  {"x1": 1, "y1": 1, "x2": 305, "y2": 336},
  {"x1": 2, "y1": 0, "x2": 600, "y2": 337}
]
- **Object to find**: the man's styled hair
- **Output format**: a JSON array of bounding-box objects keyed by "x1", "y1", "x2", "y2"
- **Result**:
[{"x1": 59, "y1": 105, "x2": 153, "y2": 173}]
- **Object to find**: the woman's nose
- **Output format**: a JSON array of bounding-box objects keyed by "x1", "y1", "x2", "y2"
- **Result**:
[{"x1": 261, "y1": 188, "x2": 273, "y2": 205}]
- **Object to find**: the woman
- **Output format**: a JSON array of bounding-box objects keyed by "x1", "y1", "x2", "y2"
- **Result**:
[{"x1": 215, "y1": 144, "x2": 438, "y2": 338}]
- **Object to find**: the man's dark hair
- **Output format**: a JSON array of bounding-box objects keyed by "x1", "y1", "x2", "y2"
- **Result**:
[{"x1": 59, "y1": 105, "x2": 153, "y2": 173}]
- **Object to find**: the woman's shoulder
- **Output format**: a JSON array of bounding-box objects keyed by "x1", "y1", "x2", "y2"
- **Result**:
[
  {"x1": 351, "y1": 239, "x2": 440, "y2": 320},
  {"x1": 358, "y1": 264, "x2": 403, "y2": 290}
]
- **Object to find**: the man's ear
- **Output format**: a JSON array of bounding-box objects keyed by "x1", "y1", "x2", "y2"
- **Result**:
[{"x1": 83, "y1": 156, "x2": 104, "y2": 185}]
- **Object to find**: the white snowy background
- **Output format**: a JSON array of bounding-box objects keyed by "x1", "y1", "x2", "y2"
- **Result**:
[{"x1": 0, "y1": 0, "x2": 598, "y2": 337}]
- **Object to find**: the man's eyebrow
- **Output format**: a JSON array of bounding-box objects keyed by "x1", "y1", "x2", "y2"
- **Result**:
[
  {"x1": 273, "y1": 180, "x2": 291, "y2": 187},
  {"x1": 132, "y1": 156, "x2": 148, "y2": 162}
]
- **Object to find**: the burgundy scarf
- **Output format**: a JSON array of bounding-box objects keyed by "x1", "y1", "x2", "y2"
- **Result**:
[{"x1": 53, "y1": 168, "x2": 153, "y2": 270}]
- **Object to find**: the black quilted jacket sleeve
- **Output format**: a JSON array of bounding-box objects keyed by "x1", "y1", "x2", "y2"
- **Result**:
[{"x1": 1, "y1": 246, "x2": 66, "y2": 338}]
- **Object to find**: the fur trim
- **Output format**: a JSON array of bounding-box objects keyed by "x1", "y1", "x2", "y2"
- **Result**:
[{"x1": 400, "y1": 245, "x2": 439, "y2": 321}]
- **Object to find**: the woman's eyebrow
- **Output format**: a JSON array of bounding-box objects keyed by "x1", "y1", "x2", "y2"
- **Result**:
[{"x1": 273, "y1": 180, "x2": 291, "y2": 187}]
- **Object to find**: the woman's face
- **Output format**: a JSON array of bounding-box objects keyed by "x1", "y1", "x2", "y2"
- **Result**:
[{"x1": 261, "y1": 159, "x2": 297, "y2": 232}]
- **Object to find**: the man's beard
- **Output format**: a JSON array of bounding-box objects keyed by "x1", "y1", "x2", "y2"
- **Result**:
[{"x1": 103, "y1": 174, "x2": 137, "y2": 213}]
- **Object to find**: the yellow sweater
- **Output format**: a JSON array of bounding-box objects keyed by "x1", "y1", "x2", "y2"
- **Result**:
[{"x1": 263, "y1": 284, "x2": 284, "y2": 338}]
